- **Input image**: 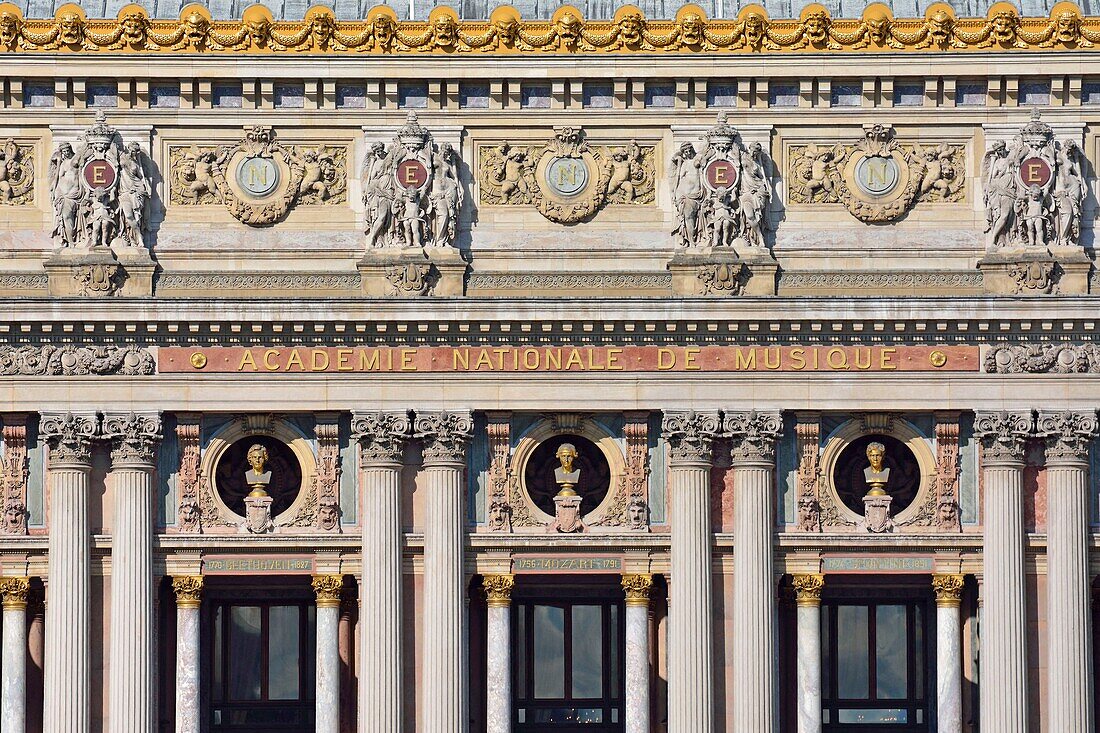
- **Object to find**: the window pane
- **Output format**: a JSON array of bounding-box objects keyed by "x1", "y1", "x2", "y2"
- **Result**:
[
  {"x1": 229, "y1": 606, "x2": 262, "y2": 701},
  {"x1": 533, "y1": 605, "x2": 565, "y2": 699},
  {"x1": 268, "y1": 606, "x2": 301, "y2": 700},
  {"x1": 875, "y1": 605, "x2": 908, "y2": 700},
  {"x1": 571, "y1": 605, "x2": 603, "y2": 699},
  {"x1": 837, "y1": 606, "x2": 869, "y2": 699},
  {"x1": 516, "y1": 605, "x2": 527, "y2": 698},
  {"x1": 213, "y1": 606, "x2": 224, "y2": 701},
  {"x1": 914, "y1": 604, "x2": 924, "y2": 698},
  {"x1": 821, "y1": 605, "x2": 830, "y2": 697},
  {"x1": 610, "y1": 604, "x2": 620, "y2": 694}
]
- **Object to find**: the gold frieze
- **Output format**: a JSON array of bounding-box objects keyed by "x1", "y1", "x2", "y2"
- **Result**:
[{"x1": 1, "y1": 2, "x2": 1099, "y2": 56}]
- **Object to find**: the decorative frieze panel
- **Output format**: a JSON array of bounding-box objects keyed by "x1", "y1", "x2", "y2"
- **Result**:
[
  {"x1": 985, "y1": 344, "x2": 1100, "y2": 373},
  {"x1": 0, "y1": 139, "x2": 34, "y2": 206},
  {"x1": 0, "y1": 344, "x2": 154, "y2": 376},
  {"x1": 0, "y1": 417, "x2": 28, "y2": 534},
  {"x1": 787, "y1": 125, "x2": 964, "y2": 222},
  {"x1": 478, "y1": 129, "x2": 654, "y2": 224},
  {"x1": 169, "y1": 129, "x2": 348, "y2": 225},
  {"x1": 2, "y1": 4, "x2": 1099, "y2": 56}
]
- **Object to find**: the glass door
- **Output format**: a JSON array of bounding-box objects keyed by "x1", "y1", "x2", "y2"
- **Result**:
[{"x1": 513, "y1": 592, "x2": 624, "y2": 731}]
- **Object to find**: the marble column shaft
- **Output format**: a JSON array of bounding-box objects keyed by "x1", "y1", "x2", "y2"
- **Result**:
[
  {"x1": 933, "y1": 574, "x2": 965, "y2": 733},
  {"x1": 40, "y1": 412, "x2": 98, "y2": 733},
  {"x1": 661, "y1": 411, "x2": 720, "y2": 733},
  {"x1": 172, "y1": 576, "x2": 203, "y2": 733},
  {"x1": 104, "y1": 413, "x2": 162, "y2": 733},
  {"x1": 484, "y1": 575, "x2": 514, "y2": 733},
  {"x1": 975, "y1": 411, "x2": 1032, "y2": 733},
  {"x1": 622, "y1": 574, "x2": 653, "y2": 733},
  {"x1": 1040, "y1": 411, "x2": 1097, "y2": 733},
  {"x1": 728, "y1": 411, "x2": 782, "y2": 733},
  {"x1": 416, "y1": 411, "x2": 473, "y2": 733},
  {"x1": 793, "y1": 574, "x2": 823, "y2": 733},
  {"x1": 314, "y1": 575, "x2": 344, "y2": 733},
  {"x1": 1, "y1": 577, "x2": 30, "y2": 733},
  {"x1": 352, "y1": 411, "x2": 411, "y2": 733}
]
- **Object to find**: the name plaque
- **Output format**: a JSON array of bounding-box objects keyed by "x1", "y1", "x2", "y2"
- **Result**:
[
  {"x1": 822, "y1": 555, "x2": 935, "y2": 574},
  {"x1": 162, "y1": 345, "x2": 978, "y2": 374},
  {"x1": 513, "y1": 555, "x2": 624, "y2": 574},
  {"x1": 203, "y1": 555, "x2": 315, "y2": 575}
]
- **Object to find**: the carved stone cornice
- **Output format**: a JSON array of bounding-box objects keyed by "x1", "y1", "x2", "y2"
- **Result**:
[
  {"x1": 792, "y1": 573, "x2": 825, "y2": 607},
  {"x1": 102, "y1": 412, "x2": 163, "y2": 466},
  {"x1": 724, "y1": 410, "x2": 783, "y2": 465},
  {"x1": 172, "y1": 575, "x2": 203, "y2": 608},
  {"x1": 351, "y1": 411, "x2": 412, "y2": 466},
  {"x1": 0, "y1": 576, "x2": 30, "y2": 610},
  {"x1": 621, "y1": 573, "x2": 654, "y2": 607},
  {"x1": 974, "y1": 410, "x2": 1034, "y2": 465},
  {"x1": 414, "y1": 410, "x2": 473, "y2": 465},
  {"x1": 932, "y1": 573, "x2": 965, "y2": 608},
  {"x1": 312, "y1": 574, "x2": 344, "y2": 608},
  {"x1": 660, "y1": 410, "x2": 721, "y2": 466},
  {"x1": 483, "y1": 574, "x2": 515, "y2": 608},
  {"x1": 1037, "y1": 410, "x2": 1098, "y2": 463},
  {"x1": 39, "y1": 412, "x2": 100, "y2": 466}
]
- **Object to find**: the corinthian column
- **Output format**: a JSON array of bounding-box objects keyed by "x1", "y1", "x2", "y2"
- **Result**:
[
  {"x1": 1038, "y1": 410, "x2": 1098, "y2": 733},
  {"x1": 350, "y1": 411, "x2": 411, "y2": 733},
  {"x1": 622, "y1": 573, "x2": 653, "y2": 733},
  {"x1": 483, "y1": 574, "x2": 514, "y2": 733},
  {"x1": 313, "y1": 575, "x2": 344, "y2": 733},
  {"x1": 933, "y1": 574, "x2": 965, "y2": 733},
  {"x1": 1, "y1": 576, "x2": 30, "y2": 733},
  {"x1": 414, "y1": 411, "x2": 473, "y2": 733},
  {"x1": 172, "y1": 576, "x2": 202, "y2": 733},
  {"x1": 39, "y1": 412, "x2": 99, "y2": 733},
  {"x1": 974, "y1": 410, "x2": 1033, "y2": 733},
  {"x1": 726, "y1": 411, "x2": 782, "y2": 733},
  {"x1": 103, "y1": 412, "x2": 162, "y2": 733},
  {"x1": 792, "y1": 574, "x2": 824, "y2": 733},
  {"x1": 660, "y1": 410, "x2": 720, "y2": 733}
]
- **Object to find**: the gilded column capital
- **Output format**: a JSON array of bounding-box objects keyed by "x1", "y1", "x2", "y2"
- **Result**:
[
  {"x1": 351, "y1": 410, "x2": 412, "y2": 466},
  {"x1": 312, "y1": 574, "x2": 344, "y2": 608},
  {"x1": 414, "y1": 410, "x2": 474, "y2": 465},
  {"x1": 0, "y1": 576, "x2": 30, "y2": 610},
  {"x1": 102, "y1": 412, "x2": 163, "y2": 467},
  {"x1": 172, "y1": 575, "x2": 204, "y2": 609},
  {"x1": 974, "y1": 410, "x2": 1034, "y2": 465},
  {"x1": 792, "y1": 574, "x2": 825, "y2": 607},
  {"x1": 724, "y1": 410, "x2": 783, "y2": 465},
  {"x1": 933, "y1": 574, "x2": 965, "y2": 608},
  {"x1": 621, "y1": 573, "x2": 654, "y2": 607},
  {"x1": 1037, "y1": 410, "x2": 1098, "y2": 464},
  {"x1": 483, "y1": 574, "x2": 515, "y2": 608},
  {"x1": 39, "y1": 412, "x2": 100, "y2": 466},
  {"x1": 660, "y1": 410, "x2": 721, "y2": 466}
]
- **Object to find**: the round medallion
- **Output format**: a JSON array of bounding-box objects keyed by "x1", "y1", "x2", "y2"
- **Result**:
[
  {"x1": 214, "y1": 435, "x2": 302, "y2": 518},
  {"x1": 929, "y1": 350, "x2": 947, "y2": 368},
  {"x1": 396, "y1": 159, "x2": 429, "y2": 189},
  {"x1": 544, "y1": 156, "x2": 589, "y2": 196},
  {"x1": 189, "y1": 352, "x2": 208, "y2": 369},
  {"x1": 235, "y1": 156, "x2": 280, "y2": 198},
  {"x1": 704, "y1": 159, "x2": 738, "y2": 190},
  {"x1": 82, "y1": 159, "x2": 116, "y2": 190},
  {"x1": 1018, "y1": 156, "x2": 1052, "y2": 187},
  {"x1": 854, "y1": 155, "x2": 900, "y2": 196}
]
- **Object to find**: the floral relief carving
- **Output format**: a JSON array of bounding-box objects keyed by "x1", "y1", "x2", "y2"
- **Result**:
[
  {"x1": 985, "y1": 344, "x2": 1100, "y2": 374},
  {"x1": 794, "y1": 418, "x2": 821, "y2": 532},
  {"x1": 0, "y1": 418, "x2": 28, "y2": 535},
  {"x1": 974, "y1": 410, "x2": 1034, "y2": 464},
  {"x1": 660, "y1": 411, "x2": 720, "y2": 464},
  {"x1": 414, "y1": 411, "x2": 473, "y2": 464},
  {"x1": 39, "y1": 412, "x2": 99, "y2": 464},
  {"x1": 351, "y1": 411, "x2": 411, "y2": 465},
  {"x1": 0, "y1": 344, "x2": 154, "y2": 376},
  {"x1": 1037, "y1": 410, "x2": 1098, "y2": 462},
  {"x1": 591, "y1": 415, "x2": 650, "y2": 530},
  {"x1": 102, "y1": 412, "x2": 162, "y2": 465},
  {"x1": 310, "y1": 419, "x2": 342, "y2": 532},
  {"x1": 485, "y1": 416, "x2": 517, "y2": 532},
  {"x1": 724, "y1": 410, "x2": 783, "y2": 464},
  {"x1": 175, "y1": 419, "x2": 206, "y2": 533},
  {"x1": 0, "y1": 139, "x2": 35, "y2": 205}
]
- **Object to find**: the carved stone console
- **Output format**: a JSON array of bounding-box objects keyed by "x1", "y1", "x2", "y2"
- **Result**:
[
  {"x1": 667, "y1": 249, "x2": 778, "y2": 296},
  {"x1": 357, "y1": 247, "x2": 467, "y2": 297}
]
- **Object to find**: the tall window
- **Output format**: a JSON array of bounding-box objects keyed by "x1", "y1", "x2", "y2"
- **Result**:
[
  {"x1": 514, "y1": 596, "x2": 624, "y2": 730},
  {"x1": 208, "y1": 600, "x2": 316, "y2": 731},
  {"x1": 822, "y1": 599, "x2": 930, "y2": 730}
]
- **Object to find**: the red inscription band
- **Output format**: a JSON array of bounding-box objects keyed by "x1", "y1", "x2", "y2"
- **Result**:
[
  {"x1": 397, "y1": 159, "x2": 428, "y2": 188},
  {"x1": 83, "y1": 159, "x2": 116, "y2": 189},
  {"x1": 1019, "y1": 156, "x2": 1052, "y2": 187},
  {"x1": 705, "y1": 159, "x2": 738, "y2": 189}
]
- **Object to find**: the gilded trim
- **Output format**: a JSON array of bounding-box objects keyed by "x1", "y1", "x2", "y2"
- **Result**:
[
  {"x1": 312, "y1": 574, "x2": 344, "y2": 607},
  {"x1": 621, "y1": 572, "x2": 654, "y2": 606},
  {"x1": 0, "y1": 576, "x2": 29, "y2": 610},
  {"x1": 483, "y1": 573, "x2": 515, "y2": 607},
  {"x1": 0, "y1": 2, "x2": 1098, "y2": 56},
  {"x1": 932, "y1": 573, "x2": 965, "y2": 608},
  {"x1": 792, "y1": 573, "x2": 825, "y2": 607},
  {"x1": 172, "y1": 574, "x2": 204, "y2": 608}
]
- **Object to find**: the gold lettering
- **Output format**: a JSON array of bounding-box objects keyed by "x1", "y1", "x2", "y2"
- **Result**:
[
  {"x1": 262, "y1": 349, "x2": 280, "y2": 371},
  {"x1": 812, "y1": 348, "x2": 820, "y2": 370},
  {"x1": 286, "y1": 349, "x2": 304, "y2": 371},
  {"x1": 734, "y1": 348, "x2": 756, "y2": 371},
  {"x1": 545, "y1": 349, "x2": 562, "y2": 370},
  {"x1": 763, "y1": 347, "x2": 781, "y2": 370},
  {"x1": 657, "y1": 348, "x2": 676, "y2": 370},
  {"x1": 684, "y1": 347, "x2": 700, "y2": 370},
  {"x1": 494, "y1": 348, "x2": 509, "y2": 370},
  {"x1": 522, "y1": 348, "x2": 541, "y2": 370},
  {"x1": 237, "y1": 350, "x2": 257, "y2": 372},
  {"x1": 360, "y1": 349, "x2": 380, "y2": 371},
  {"x1": 336, "y1": 349, "x2": 353, "y2": 371},
  {"x1": 565, "y1": 349, "x2": 584, "y2": 370},
  {"x1": 311, "y1": 349, "x2": 330, "y2": 371},
  {"x1": 826, "y1": 348, "x2": 849, "y2": 370},
  {"x1": 854, "y1": 348, "x2": 872, "y2": 370},
  {"x1": 1027, "y1": 161, "x2": 1043, "y2": 182},
  {"x1": 453, "y1": 348, "x2": 469, "y2": 370},
  {"x1": 558, "y1": 165, "x2": 577, "y2": 185},
  {"x1": 790, "y1": 348, "x2": 806, "y2": 371},
  {"x1": 248, "y1": 164, "x2": 268, "y2": 187},
  {"x1": 400, "y1": 349, "x2": 417, "y2": 371},
  {"x1": 867, "y1": 160, "x2": 887, "y2": 185},
  {"x1": 880, "y1": 348, "x2": 897, "y2": 370},
  {"x1": 404, "y1": 164, "x2": 419, "y2": 184},
  {"x1": 607, "y1": 348, "x2": 623, "y2": 370},
  {"x1": 92, "y1": 164, "x2": 107, "y2": 184},
  {"x1": 712, "y1": 163, "x2": 729, "y2": 185},
  {"x1": 474, "y1": 349, "x2": 493, "y2": 370},
  {"x1": 587, "y1": 349, "x2": 606, "y2": 371}
]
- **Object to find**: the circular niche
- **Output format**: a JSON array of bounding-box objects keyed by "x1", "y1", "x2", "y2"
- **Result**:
[
  {"x1": 832, "y1": 433, "x2": 920, "y2": 516},
  {"x1": 523, "y1": 433, "x2": 611, "y2": 518},
  {"x1": 214, "y1": 435, "x2": 303, "y2": 518}
]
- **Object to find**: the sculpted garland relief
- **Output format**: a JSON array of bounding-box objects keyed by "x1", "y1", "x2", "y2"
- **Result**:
[
  {"x1": 787, "y1": 125, "x2": 964, "y2": 222},
  {"x1": 479, "y1": 128, "x2": 654, "y2": 224}
]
